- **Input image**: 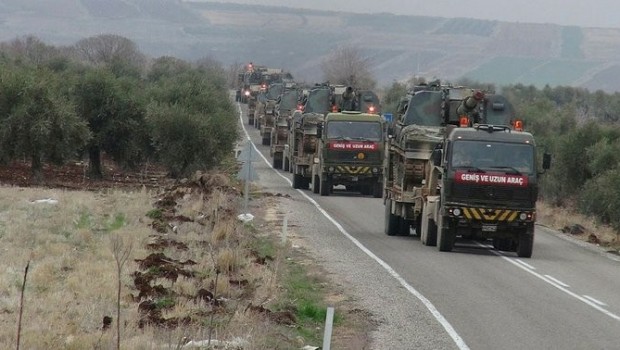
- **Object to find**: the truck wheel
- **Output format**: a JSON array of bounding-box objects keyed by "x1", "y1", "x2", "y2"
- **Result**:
[
  {"x1": 272, "y1": 158, "x2": 282, "y2": 169},
  {"x1": 283, "y1": 158, "x2": 290, "y2": 172},
  {"x1": 437, "y1": 219, "x2": 455, "y2": 252},
  {"x1": 384, "y1": 199, "x2": 399, "y2": 236},
  {"x1": 312, "y1": 175, "x2": 320, "y2": 194},
  {"x1": 372, "y1": 182, "x2": 382, "y2": 198},
  {"x1": 398, "y1": 219, "x2": 411, "y2": 236},
  {"x1": 320, "y1": 176, "x2": 331, "y2": 196},
  {"x1": 248, "y1": 117, "x2": 254, "y2": 126},
  {"x1": 517, "y1": 232, "x2": 534, "y2": 258},
  {"x1": 262, "y1": 135, "x2": 270, "y2": 146},
  {"x1": 292, "y1": 174, "x2": 303, "y2": 189},
  {"x1": 492, "y1": 238, "x2": 513, "y2": 251},
  {"x1": 360, "y1": 185, "x2": 371, "y2": 196}
]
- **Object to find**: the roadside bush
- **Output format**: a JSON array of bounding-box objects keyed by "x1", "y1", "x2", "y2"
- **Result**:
[{"x1": 579, "y1": 170, "x2": 620, "y2": 229}]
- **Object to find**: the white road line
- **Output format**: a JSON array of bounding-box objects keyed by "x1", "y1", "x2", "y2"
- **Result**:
[
  {"x1": 513, "y1": 259, "x2": 536, "y2": 270},
  {"x1": 583, "y1": 295, "x2": 608, "y2": 307},
  {"x1": 237, "y1": 104, "x2": 471, "y2": 350},
  {"x1": 543, "y1": 275, "x2": 570, "y2": 288},
  {"x1": 477, "y1": 242, "x2": 620, "y2": 322}
]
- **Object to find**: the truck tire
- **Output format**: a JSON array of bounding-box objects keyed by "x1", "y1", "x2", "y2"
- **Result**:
[
  {"x1": 372, "y1": 182, "x2": 382, "y2": 198},
  {"x1": 492, "y1": 238, "x2": 514, "y2": 251},
  {"x1": 262, "y1": 135, "x2": 270, "y2": 146},
  {"x1": 248, "y1": 117, "x2": 254, "y2": 126},
  {"x1": 384, "y1": 199, "x2": 399, "y2": 236},
  {"x1": 517, "y1": 232, "x2": 534, "y2": 258},
  {"x1": 312, "y1": 175, "x2": 320, "y2": 194},
  {"x1": 272, "y1": 158, "x2": 282, "y2": 170},
  {"x1": 292, "y1": 174, "x2": 303, "y2": 189},
  {"x1": 319, "y1": 176, "x2": 331, "y2": 196},
  {"x1": 437, "y1": 219, "x2": 455, "y2": 252},
  {"x1": 398, "y1": 219, "x2": 412, "y2": 236}
]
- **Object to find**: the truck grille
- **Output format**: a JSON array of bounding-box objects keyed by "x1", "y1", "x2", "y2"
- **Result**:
[
  {"x1": 327, "y1": 151, "x2": 381, "y2": 163},
  {"x1": 451, "y1": 183, "x2": 534, "y2": 205}
]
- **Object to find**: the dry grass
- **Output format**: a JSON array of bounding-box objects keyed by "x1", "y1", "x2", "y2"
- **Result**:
[
  {"x1": 0, "y1": 178, "x2": 376, "y2": 349},
  {"x1": 538, "y1": 200, "x2": 620, "y2": 249},
  {"x1": 0, "y1": 185, "x2": 154, "y2": 349}
]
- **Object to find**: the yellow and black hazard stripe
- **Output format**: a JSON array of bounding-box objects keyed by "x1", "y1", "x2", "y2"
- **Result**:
[
  {"x1": 334, "y1": 165, "x2": 371, "y2": 174},
  {"x1": 462, "y1": 208, "x2": 518, "y2": 222}
]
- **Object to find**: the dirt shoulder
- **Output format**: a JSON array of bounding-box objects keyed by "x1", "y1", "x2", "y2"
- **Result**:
[{"x1": 0, "y1": 159, "x2": 375, "y2": 349}]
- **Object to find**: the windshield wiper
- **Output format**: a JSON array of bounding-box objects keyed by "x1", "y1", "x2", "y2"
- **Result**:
[
  {"x1": 454, "y1": 165, "x2": 485, "y2": 173},
  {"x1": 490, "y1": 166, "x2": 522, "y2": 175}
]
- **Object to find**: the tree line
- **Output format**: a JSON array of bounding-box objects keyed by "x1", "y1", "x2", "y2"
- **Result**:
[
  {"x1": 0, "y1": 34, "x2": 238, "y2": 182},
  {"x1": 382, "y1": 78, "x2": 620, "y2": 229}
]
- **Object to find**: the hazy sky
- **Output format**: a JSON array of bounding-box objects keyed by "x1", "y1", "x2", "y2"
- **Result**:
[{"x1": 204, "y1": 0, "x2": 619, "y2": 28}]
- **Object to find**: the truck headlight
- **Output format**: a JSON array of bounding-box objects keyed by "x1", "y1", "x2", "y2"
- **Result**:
[
  {"x1": 372, "y1": 167, "x2": 379, "y2": 173},
  {"x1": 519, "y1": 212, "x2": 528, "y2": 221},
  {"x1": 452, "y1": 208, "x2": 461, "y2": 217}
]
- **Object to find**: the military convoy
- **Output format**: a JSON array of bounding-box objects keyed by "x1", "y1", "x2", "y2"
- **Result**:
[
  {"x1": 238, "y1": 66, "x2": 549, "y2": 257},
  {"x1": 383, "y1": 81, "x2": 550, "y2": 257}
]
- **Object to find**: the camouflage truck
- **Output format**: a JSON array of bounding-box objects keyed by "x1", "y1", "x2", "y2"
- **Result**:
[
  {"x1": 259, "y1": 83, "x2": 285, "y2": 145},
  {"x1": 311, "y1": 111, "x2": 385, "y2": 197},
  {"x1": 356, "y1": 90, "x2": 381, "y2": 114},
  {"x1": 287, "y1": 112, "x2": 324, "y2": 189},
  {"x1": 253, "y1": 90, "x2": 268, "y2": 129},
  {"x1": 332, "y1": 86, "x2": 381, "y2": 114},
  {"x1": 286, "y1": 85, "x2": 333, "y2": 188},
  {"x1": 384, "y1": 83, "x2": 551, "y2": 257},
  {"x1": 419, "y1": 124, "x2": 551, "y2": 257},
  {"x1": 271, "y1": 88, "x2": 300, "y2": 169},
  {"x1": 247, "y1": 94, "x2": 258, "y2": 126}
]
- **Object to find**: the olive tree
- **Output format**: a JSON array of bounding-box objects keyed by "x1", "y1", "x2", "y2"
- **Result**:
[
  {"x1": 321, "y1": 45, "x2": 376, "y2": 89},
  {"x1": 73, "y1": 68, "x2": 147, "y2": 178},
  {"x1": 0, "y1": 65, "x2": 91, "y2": 182}
]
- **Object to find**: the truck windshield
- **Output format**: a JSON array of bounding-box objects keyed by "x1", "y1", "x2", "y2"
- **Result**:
[
  {"x1": 326, "y1": 121, "x2": 382, "y2": 141},
  {"x1": 450, "y1": 140, "x2": 535, "y2": 174}
]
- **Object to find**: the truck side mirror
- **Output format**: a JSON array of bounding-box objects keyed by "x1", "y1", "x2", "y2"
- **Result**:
[
  {"x1": 432, "y1": 149, "x2": 443, "y2": 167},
  {"x1": 542, "y1": 153, "x2": 552, "y2": 170}
]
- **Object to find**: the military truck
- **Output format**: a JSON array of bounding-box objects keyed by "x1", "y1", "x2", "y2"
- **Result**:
[
  {"x1": 247, "y1": 96, "x2": 257, "y2": 125},
  {"x1": 271, "y1": 88, "x2": 300, "y2": 169},
  {"x1": 311, "y1": 111, "x2": 385, "y2": 197},
  {"x1": 287, "y1": 112, "x2": 324, "y2": 189},
  {"x1": 258, "y1": 83, "x2": 285, "y2": 145},
  {"x1": 287, "y1": 85, "x2": 333, "y2": 188},
  {"x1": 383, "y1": 83, "x2": 550, "y2": 257},
  {"x1": 356, "y1": 90, "x2": 381, "y2": 114},
  {"x1": 332, "y1": 86, "x2": 381, "y2": 114},
  {"x1": 418, "y1": 124, "x2": 550, "y2": 257}
]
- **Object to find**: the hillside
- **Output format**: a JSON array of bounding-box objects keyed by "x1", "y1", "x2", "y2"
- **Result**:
[{"x1": 2, "y1": 0, "x2": 620, "y2": 91}]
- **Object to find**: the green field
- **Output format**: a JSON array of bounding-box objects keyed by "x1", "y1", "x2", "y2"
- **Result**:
[{"x1": 463, "y1": 57, "x2": 593, "y2": 87}]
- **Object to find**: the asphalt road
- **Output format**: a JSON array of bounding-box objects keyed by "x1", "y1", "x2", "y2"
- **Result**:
[{"x1": 235, "y1": 103, "x2": 620, "y2": 350}]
